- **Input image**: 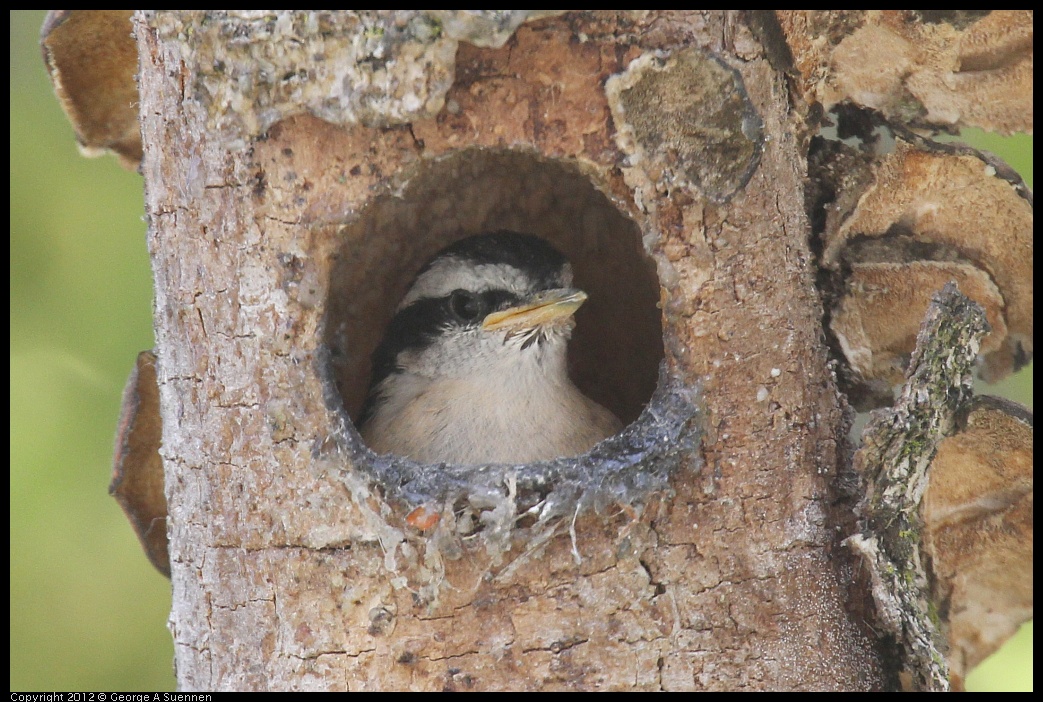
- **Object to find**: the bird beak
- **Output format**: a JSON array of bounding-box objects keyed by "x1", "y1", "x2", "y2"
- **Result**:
[{"x1": 482, "y1": 288, "x2": 588, "y2": 332}]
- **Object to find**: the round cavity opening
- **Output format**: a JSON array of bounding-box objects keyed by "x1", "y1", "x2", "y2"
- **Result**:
[{"x1": 324, "y1": 148, "x2": 663, "y2": 460}]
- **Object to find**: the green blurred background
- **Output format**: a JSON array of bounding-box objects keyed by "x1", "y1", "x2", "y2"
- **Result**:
[{"x1": 9, "y1": 10, "x2": 1032, "y2": 692}]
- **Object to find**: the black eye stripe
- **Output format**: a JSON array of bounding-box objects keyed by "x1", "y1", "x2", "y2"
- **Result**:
[
  {"x1": 363, "y1": 288, "x2": 522, "y2": 411},
  {"x1": 361, "y1": 231, "x2": 571, "y2": 427},
  {"x1": 443, "y1": 289, "x2": 518, "y2": 324},
  {"x1": 389, "y1": 289, "x2": 520, "y2": 346}
]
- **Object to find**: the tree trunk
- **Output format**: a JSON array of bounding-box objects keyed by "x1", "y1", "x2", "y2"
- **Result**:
[{"x1": 136, "y1": 10, "x2": 913, "y2": 690}]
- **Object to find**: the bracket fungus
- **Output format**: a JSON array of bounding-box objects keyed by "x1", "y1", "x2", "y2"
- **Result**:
[
  {"x1": 109, "y1": 351, "x2": 169, "y2": 577},
  {"x1": 812, "y1": 130, "x2": 1032, "y2": 408},
  {"x1": 41, "y1": 11, "x2": 142, "y2": 168},
  {"x1": 923, "y1": 396, "x2": 1033, "y2": 689},
  {"x1": 779, "y1": 10, "x2": 1033, "y2": 135},
  {"x1": 848, "y1": 285, "x2": 1033, "y2": 691}
]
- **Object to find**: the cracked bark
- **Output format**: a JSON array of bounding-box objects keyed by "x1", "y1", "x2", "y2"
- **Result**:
[{"x1": 138, "y1": 11, "x2": 887, "y2": 690}]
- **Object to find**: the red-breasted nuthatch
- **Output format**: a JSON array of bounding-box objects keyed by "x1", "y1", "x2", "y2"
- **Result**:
[{"x1": 360, "y1": 231, "x2": 621, "y2": 465}]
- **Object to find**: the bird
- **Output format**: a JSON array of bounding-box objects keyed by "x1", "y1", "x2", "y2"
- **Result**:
[{"x1": 359, "y1": 231, "x2": 622, "y2": 465}]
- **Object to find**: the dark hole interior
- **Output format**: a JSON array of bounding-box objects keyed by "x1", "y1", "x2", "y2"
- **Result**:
[{"x1": 324, "y1": 148, "x2": 664, "y2": 440}]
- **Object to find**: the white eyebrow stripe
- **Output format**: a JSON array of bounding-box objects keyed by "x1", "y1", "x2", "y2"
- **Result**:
[{"x1": 398, "y1": 259, "x2": 542, "y2": 309}]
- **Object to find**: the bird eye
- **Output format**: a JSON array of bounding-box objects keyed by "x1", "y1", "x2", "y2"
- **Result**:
[{"x1": 448, "y1": 289, "x2": 485, "y2": 323}]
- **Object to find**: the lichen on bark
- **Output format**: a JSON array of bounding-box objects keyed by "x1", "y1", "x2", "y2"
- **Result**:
[{"x1": 848, "y1": 283, "x2": 990, "y2": 691}]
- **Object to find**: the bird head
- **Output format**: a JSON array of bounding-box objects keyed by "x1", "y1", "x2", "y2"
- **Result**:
[
  {"x1": 359, "y1": 231, "x2": 620, "y2": 464},
  {"x1": 364, "y1": 231, "x2": 584, "y2": 403}
]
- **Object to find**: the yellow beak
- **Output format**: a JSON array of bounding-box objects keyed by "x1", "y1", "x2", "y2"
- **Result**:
[{"x1": 482, "y1": 288, "x2": 588, "y2": 332}]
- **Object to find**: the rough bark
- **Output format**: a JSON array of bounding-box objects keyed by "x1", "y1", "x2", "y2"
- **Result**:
[{"x1": 135, "y1": 10, "x2": 902, "y2": 691}]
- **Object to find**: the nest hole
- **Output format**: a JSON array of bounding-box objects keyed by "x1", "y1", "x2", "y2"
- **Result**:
[{"x1": 324, "y1": 148, "x2": 664, "y2": 451}]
